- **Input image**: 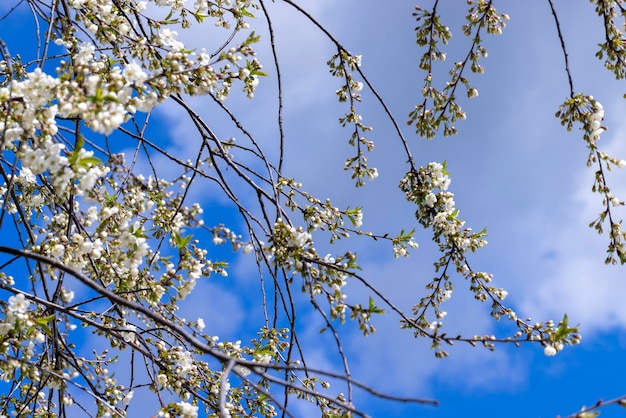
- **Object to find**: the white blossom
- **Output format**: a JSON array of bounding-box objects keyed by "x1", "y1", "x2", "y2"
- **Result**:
[
  {"x1": 8, "y1": 293, "x2": 30, "y2": 316},
  {"x1": 122, "y1": 391, "x2": 134, "y2": 406},
  {"x1": 120, "y1": 324, "x2": 137, "y2": 343},
  {"x1": 123, "y1": 62, "x2": 148, "y2": 85},
  {"x1": 425, "y1": 193, "x2": 437, "y2": 207},
  {"x1": 544, "y1": 345, "x2": 557, "y2": 356},
  {"x1": 196, "y1": 318, "x2": 205, "y2": 331},
  {"x1": 176, "y1": 401, "x2": 199, "y2": 418},
  {"x1": 287, "y1": 226, "x2": 311, "y2": 248}
]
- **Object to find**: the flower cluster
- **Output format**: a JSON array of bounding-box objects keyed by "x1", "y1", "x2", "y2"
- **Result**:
[
  {"x1": 409, "y1": 3, "x2": 508, "y2": 138},
  {"x1": 265, "y1": 219, "x2": 378, "y2": 334},
  {"x1": 391, "y1": 229, "x2": 419, "y2": 258},
  {"x1": 400, "y1": 162, "x2": 487, "y2": 253},
  {"x1": 328, "y1": 50, "x2": 377, "y2": 186},
  {"x1": 556, "y1": 94, "x2": 626, "y2": 264},
  {"x1": 398, "y1": 162, "x2": 579, "y2": 357},
  {"x1": 587, "y1": 100, "x2": 606, "y2": 140},
  {"x1": 592, "y1": 0, "x2": 626, "y2": 79},
  {"x1": 0, "y1": 294, "x2": 32, "y2": 334},
  {"x1": 0, "y1": 5, "x2": 277, "y2": 402},
  {"x1": 278, "y1": 177, "x2": 369, "y2": 243}
]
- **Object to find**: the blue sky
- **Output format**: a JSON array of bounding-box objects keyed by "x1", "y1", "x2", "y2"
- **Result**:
[{"x1": 3, "y1": 1, "x2": 626, "y2": 417}]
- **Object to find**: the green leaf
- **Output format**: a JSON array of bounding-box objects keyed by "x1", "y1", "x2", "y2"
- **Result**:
[
  {"x1": 254, "y1": 345, "x2": 274, "y2": 357},
  {"x1": 368, "y1": 297, "x2": 384, "y2": 314},
  {"x1": 160, "y1": 11, "x2": 179, "y2": 25},
  {"x1": 344, "y1": 206, "x2": 362, "y2": 227},
  {"x1": 68, "y1": 136, "x2": 85, "y2": 166},
  {"x1": 132, "y1": 227, "x2": 148, "y2": 238},
  {"x1": 34, "y1": 314, "x2": 56, "y2": 336},
  {"x1": 76, "y1": 156, "x2": 103, "y2": 168},
  {"x1": 239, "y1": 8, "x2": 255, "y2": 18},
  {"x1": 174, "y1": 233, "x2": 193, "y2": 251},
  {"x1": 474, "y1": 227, "x2": 487, "y2": 237},
  {"x1": 74, "y1": 135, "x2": 85, "y2": 151},
  {"x1": 243, "y1": 31, "x2": 261, "y2": 46},
  {"x1": 193, "y1": 12, "x2": 206, "y2": 23},
  {"x1": 35, "y1": 314, "x2": 55, "y2": 326},
  {"x1": 555, "y1": 313, "x2": 579, "y2": 340}
]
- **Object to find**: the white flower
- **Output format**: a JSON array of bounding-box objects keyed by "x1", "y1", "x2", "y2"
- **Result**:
[
  {"x1": 194, "y1": 0, "x2": 208, "y2": 12},
  {"x1": 175, "y1": 351, "x2": 196, "y2": 377},
  {"x1": 255, "y1": 354, "x2": 272, "y2": 364},
  {"x1": 393, "y1": 246, "x2": 407, "y2": 258},
  {"x1": 353, "y1": 211, "x2": 363, "y2": 228},
  {"x1": 8, "y1": 293, "x2": 30, "y2": 315},
  {"x1": 425, "y1": 193, "x2": 437, "y2": 207},
  {"x1": 590, "y1": 128, "x2": 604, "y2": 140},
  {"x1": 18, "y1": 168, "x2": 36, "y2": 184},
  {"x1": 50, "y1": 244, "x2": 65, "y2": 258},
  {"x1": 123, "y1": 62, "x2": 148, "y2": 84},
  {"x1": 444, "y1": 196, "x2": 455, "y2": 211},
  {"x1": 238, "y1": 68, "x2": 250, "y2": 80},
  {"x1": 77, "y1": 165, "x2": 107, "y2": 193},
  {"x1": 589, "y1": 109, "x2": 604, "y2": 122},
  {"x1": 0, "y1": 323, "x2": 13, "y2": 335},
  {"x1": 75, "y1": 42, "x2": 95, "y2": 66},
  {"x1": 61, "y1": 288, "x2": 75, "y2": 303},
  {"x1": 34, "y1": 331, "x2": 46, "y2": 343},
  {"x1": 544, "y1": 345, "x2": 557, "y2": 356},
  {"x1": 120, "y1": 324, "x2": 137, "y2": 343},
  {"x1": 157, "y1": 374, "x2": 168, "y2": 386},
  {"x1": 158, "y1": 28, "x2": 185, "y2": 51},
  {"x1": 196, "y1": 317, "x2": 205, "y2": 331},
  {"x1": 179, "y1": 278, "x2": 196, "y2": 299},
  {"x1": 176, "y1": 401, "x2": 198, "y2": 418},
  {"x1": 433, "y1": 211, "x2": 449, "y2": 226},
  {"x1": 590, "y1": 120, "x2": 602, "y2": 131},
  {"x1": 122, "y1": 391, "x2": 134, "y2": 406},
  {"x1": 618, "y1": 160, "x2": 626, "y2": 168},
  {"x1": 287, "y1": 226, "x2": 311, "y2": 248}
]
